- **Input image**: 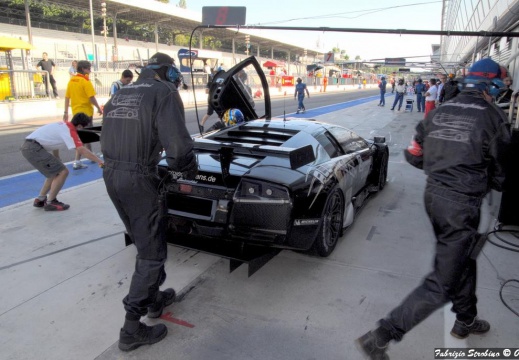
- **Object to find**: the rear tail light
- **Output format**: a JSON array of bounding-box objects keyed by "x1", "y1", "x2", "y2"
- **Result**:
[{"x1": 234, "y1": 179, "x2": 290, "y2": 203}]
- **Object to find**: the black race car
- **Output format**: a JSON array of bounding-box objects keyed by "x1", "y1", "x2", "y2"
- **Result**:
[
  {"x1": 77, "y1": 56, "x2": 389, "y2": 275},
  {"x1": 159, "y1": 56, "x2": 389, "y2": 259}
]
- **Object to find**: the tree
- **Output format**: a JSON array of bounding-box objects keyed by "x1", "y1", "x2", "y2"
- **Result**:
[{"x1": 178, "y1": 0, "x2": 186, "y2": 8}]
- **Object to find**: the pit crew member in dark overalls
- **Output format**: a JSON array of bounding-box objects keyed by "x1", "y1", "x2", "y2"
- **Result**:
[
  {"x1": 101, "y1": 52, "x2": 197, "y2": 351},
  {"x1": 356, "y1": 57, "x2": 511, "y2": 359}
]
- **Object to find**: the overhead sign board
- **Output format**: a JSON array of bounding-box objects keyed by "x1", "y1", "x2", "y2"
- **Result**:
[
  {"x1": 385, "y1": 58, "x2": 406, "y2": 66},
  {"x1": 202, "y1": 6, "x2": 246, "y2": 25},
  {"x1": 324, "y1": 52, "x2": 334, "y2": 64},
  {"x1": 398, "y1": 68, "x2": 411, "y2": 72}
]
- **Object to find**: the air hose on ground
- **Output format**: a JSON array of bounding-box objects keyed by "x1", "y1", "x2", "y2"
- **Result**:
[{"x1": 486, "y1": 225, "x2": 519, "y2": 316}]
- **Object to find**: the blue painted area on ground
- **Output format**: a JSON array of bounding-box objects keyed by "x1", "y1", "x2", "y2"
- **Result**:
[
  {"x1": 0, "y1": 162, "x2": 103, "y2": 208},
  {"x1": 289, "y1": 95, "x2": 382, "y2": 117},
  {"x1": 0, "y1": 94, "x2": 385, "y2": 209}
]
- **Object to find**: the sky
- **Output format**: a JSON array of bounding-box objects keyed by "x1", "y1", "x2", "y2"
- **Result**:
[{"x1": 178, "y1": 0, "x2": 444, "y2": 62}]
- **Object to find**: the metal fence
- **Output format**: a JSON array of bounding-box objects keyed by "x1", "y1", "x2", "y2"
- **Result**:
[
  {"x1": 0, "y1": 69, "x2": 50, "y2": 100},
  {"x1": 89, "y1": 70, "x2": 210, "y2": 97},
  {"x1": 0, "y1": 68, "x2": 362, "y2": 101},
  {"x1": 0, "y1": 68, "x2": 215, "y2": 101}
]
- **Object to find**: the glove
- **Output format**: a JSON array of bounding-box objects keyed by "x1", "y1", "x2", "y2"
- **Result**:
[
  {"x1": 403, "y1": 149, "x2": 423, "y2": 169},
  {"x1": 404, "y1": 139, "x2": 423, "y2": 169},
  {"x1": 181, "y1": 161, "x2": 198, "y2": 181},
  {"x1": 199, "y1": 124, "x2": 204, "y2": 133}
]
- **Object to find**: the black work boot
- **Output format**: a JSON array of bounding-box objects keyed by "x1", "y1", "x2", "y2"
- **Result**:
[
  {"x1": 450, "y1": 318, "x2": 490, "y2": 339},
  {"x1": 356, "y1": 331, "x2": 390, "y2": 360},
  {"x1": 118, "y1": 322, "x2": 168, "y2": 351},
  {"x1": 147, "y1": 288, "x2": 176, "y2": 318}
]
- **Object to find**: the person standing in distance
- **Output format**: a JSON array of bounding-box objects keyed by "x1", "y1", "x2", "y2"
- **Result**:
[
  {"x1": 294, "y1": 77, "x2": 310, "y2": 114},
  {"x1": 423, "y1": 78, "x2": 438, "y2": 118},
  {"x1": 390, "y1": 79, "x2": 406, "y2": 111},
  {"x1": 440, "y1": 73, "x2": 461, "y2": 103},
  {"x1": 110, "y1": 69, "x2": 134, "y2": 97},
  {"x1": 378, "y1": 77, "x2": 387, "y2": 106},
  {"x1": 37, "y1": 52, "x2": 59, "y2": 99},
  {"x1": 356, "y1": 57, "x2": 511, "y2": 360},
  {"x1": 68, "y1": 60, "x2": 78, "y2": 77},
  {"x1": 414, "y1": 79, "x2": 427, "y2": 112},
  {"x1": 101, "y1": 52, "x2": 198, "y2": 352},
  {"x1": 63, "y1": 60, "x2": 103, "y2": 170}
]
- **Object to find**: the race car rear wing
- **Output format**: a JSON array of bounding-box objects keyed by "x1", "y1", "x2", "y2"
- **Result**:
[{"x1": 193, "y1": 138, "x2": 315, "y2": 170}]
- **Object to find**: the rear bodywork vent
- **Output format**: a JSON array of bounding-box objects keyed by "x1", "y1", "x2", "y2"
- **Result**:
[{"x1": 211, "y1": 126, "x2": 299, "y2": 146}]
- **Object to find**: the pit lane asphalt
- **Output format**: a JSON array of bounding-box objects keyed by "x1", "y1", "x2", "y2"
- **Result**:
[{"x1": 1, "y1": 92, "x2": 518, "y2": 360}]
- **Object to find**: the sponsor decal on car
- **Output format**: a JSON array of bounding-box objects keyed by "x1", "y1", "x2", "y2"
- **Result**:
[{"x1": 294, "y1": 219, "x2": 320, "y2": 226}]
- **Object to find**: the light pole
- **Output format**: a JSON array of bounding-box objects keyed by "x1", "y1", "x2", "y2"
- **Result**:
[
  {"x1": 88, "y1": 0, "x2": 96, "y2": 70},
  {"x1": 101, "y1": 2, "x2": 108, "y2": 71},
  {"x1": 112, "y1": 10, "x2": 129, "y2": 71}
]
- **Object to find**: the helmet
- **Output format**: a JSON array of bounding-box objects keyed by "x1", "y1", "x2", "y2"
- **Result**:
[
  {"x1": 222, "y1": 108, "x2": 245, "y2": 126},
  {"x1": 463, "y1": 58, "x2": 505, "y2": 97}
]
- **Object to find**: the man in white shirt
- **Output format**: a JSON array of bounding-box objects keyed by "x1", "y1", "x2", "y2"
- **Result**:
[
  {"x1": 20, "y1": 113, "x2": 104, "y2": 211},
  {"x1": 424, "y1": 78, "x2": 438, "y2": 117}
]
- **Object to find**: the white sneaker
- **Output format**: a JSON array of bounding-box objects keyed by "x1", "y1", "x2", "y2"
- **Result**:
[{"x1": 73, "y1": 162, "x2": 88, "y2": 170}]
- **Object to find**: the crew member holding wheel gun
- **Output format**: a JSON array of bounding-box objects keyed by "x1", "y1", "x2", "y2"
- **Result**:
[
  {"x1": 357, "y1": 57, "x2": 511, "y2": 360},
  {"x1": 101, "y1": 52, "x2": 198, "y2": 352}
]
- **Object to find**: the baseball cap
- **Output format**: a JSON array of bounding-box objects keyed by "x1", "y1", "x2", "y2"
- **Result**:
[
  {"x1": 464, "y1": 58, "x2": 505, "y2": 95},
  {"x1": 148, "y1": 52, "x2": 174, "y2": 66},
  {"x1": 466, "y1": 58, "x2": 501, "y2": 80}
]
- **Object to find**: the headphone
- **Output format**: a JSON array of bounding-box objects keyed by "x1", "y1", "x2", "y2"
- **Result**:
[
  {"x1": 462, "y1": 77, "x2": 505, "y2": 97},
  {"x1": 146, "y1": 63, "x2": 184, "y2": 88}
]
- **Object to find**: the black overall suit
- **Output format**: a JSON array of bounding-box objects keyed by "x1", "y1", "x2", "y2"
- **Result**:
[
  {"x1": 384, "y1": 89, "x2": 511, "y2": 341},
  {"x1": 101, "y1": 68, "x2": 197, "y2": 318}
]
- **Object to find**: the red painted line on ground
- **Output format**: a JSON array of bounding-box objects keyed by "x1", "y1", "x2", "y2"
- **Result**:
[{"x1": 160, "y1": 311, "x2": 195, "y2": 328}]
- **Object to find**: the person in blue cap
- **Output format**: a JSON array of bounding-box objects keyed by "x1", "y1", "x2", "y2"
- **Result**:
[
  {"x1": 294, "y1": 77, "x2": 310, "y2": 113},
  {"x1": 356, "y1": 57, "x2": 512, "y2": 360}
]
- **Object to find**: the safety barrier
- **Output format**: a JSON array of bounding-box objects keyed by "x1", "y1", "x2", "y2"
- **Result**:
[
  {"x1": 0, "y1": 69, "x2": 50, "y2": 100},
  {"x1": 89, "y1": 71, "x2": 209, "y2": 97}
]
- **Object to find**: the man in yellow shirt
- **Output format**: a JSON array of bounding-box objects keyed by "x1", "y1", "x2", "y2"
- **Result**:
[{"x1": 63, "y1": 60, "x2": 102, "y2": 170}]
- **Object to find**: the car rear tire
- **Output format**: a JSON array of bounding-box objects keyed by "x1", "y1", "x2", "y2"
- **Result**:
[
  {"x1": 312, "y1": 189, "x2": 344, "y2": 257},
  {"x1": 377, "y1": 151, "x2": 389, "y2": 191}
]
